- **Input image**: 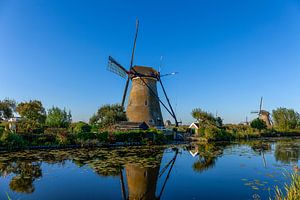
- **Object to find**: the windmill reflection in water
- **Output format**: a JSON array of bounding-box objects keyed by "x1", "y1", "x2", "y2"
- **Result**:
[{"x1": 119, "y1": 148, "x2": 179, "y2": 200}]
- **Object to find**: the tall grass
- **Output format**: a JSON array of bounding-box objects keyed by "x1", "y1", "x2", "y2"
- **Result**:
[
  {"x1": 274, "y1": 172, "x2": 300, "y2": 200},
  {"x1": 6, "y1": 192, "x2": 11, "y2": 200}
]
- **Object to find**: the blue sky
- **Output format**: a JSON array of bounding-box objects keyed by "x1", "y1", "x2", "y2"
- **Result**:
[{"x1": 0, "y1": 0, "x2": 300, "y2": 124}]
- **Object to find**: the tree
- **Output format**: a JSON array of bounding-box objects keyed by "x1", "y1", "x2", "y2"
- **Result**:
[
  {"x1": 46, "y1": 107, "x2": 72, "y2": 128},
  {"x1": 191, "y1": 108, "x2": 217, "y2": 127},
  {"x1": 272, "y1": 108, "x2": 300, "y2": 131},
  {"x1": 250, "y1": 118, "x2": 267, "y2": 131},
  {"x1": 70, "y1": 121, "x2": 91, "y2": 134},
  {"x1": 0, "y1": 98, "x2": 16, "y2": 120},
  {"x1": 215, "y1": 117, "x2": 223, "y2": 127},
  {"x1": 16, "y1": 100, "x2": 46, "y2": 124},
  {"x1": 89, "y1": 104, "x2": 127, "y2": 128}
]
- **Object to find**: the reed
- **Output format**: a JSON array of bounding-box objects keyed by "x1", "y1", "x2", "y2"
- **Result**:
[{"x1": 274, "y1": 172, "x2": 300, "y2": 200}]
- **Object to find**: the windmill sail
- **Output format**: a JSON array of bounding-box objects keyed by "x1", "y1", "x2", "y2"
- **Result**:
[
  {"x1": 160, "y1": 72, "x2": 178, "y2": 77},
  {"x1": 121, "y1": 19, "x2": 139, "y2": 107},
  {"x1": 107, "y1": 56, "x2": 128, "y2": 78}
]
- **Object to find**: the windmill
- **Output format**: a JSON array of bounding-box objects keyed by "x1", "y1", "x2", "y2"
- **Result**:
[
  {"x1": 251, "y1": 97, "x2": 272, "y2": 127},
  {"x1": 107, "y1": 19, "x2": 179, "y2": 127}
]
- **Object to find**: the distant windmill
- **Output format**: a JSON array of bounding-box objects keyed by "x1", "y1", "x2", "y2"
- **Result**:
[
  {"x1": 251, "y1": 97, "x2": 272, "y2": 127},
  {"x1": 107, "y1": 19, "x2": 179, "y2": 127},
  {"x1": 241, "y1": 116, "x2": 249, "y2": 125}
]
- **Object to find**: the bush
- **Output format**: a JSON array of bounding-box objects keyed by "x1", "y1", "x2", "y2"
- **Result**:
[
  {"x1": 16, "y1": 120, "x2": 44, "y2": 134},
  {"x1": 0, "y1": 131, "x2": 26, "y2": 148},
  {"x1": 251, "y1": 118, "x2": 267, "y2": 131},
  {"x1": 97, "y1": 132, "x2": 109, "y2": 142},
  {"x1": 44, "y1": 127, "x2": 74, "y2": 145},
  {"x1": 204, "y1": 126, "x2": 232, "y2": 141},
  {"x1": 113, "y1": 131, "x2": 146, "y2": 142},
  {"x1": 0, "y1": 125, "x2": 4, "y2": 135},
  {"x1": 76, "y1": 132, "x2": 97, "y2": 141},
  {"x1": 34, "y1": 134, "x2": 57, "y2": 146},
  {"x1": 70, "y1": 122, "x2": 91, "y2": 134},
  {"x1": 56, "y1": 132, "x2": 75, "y2": 145}
]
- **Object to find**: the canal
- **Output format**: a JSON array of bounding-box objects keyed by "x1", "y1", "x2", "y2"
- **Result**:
[{"x1": 0, "y1": 138, "x2": 299, "y2": 199}]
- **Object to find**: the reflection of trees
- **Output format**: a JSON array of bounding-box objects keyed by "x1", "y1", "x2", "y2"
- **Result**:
[
  {"x1": 193, "y1": 157, "x2": 216, "y2": 173},
  {"x1": 0, "y1": 146, "x2": 165, "y2": 196},
  {"x1": 0, "y1": 162, "x2": 41, "y2": 193},
  {"x1": 191, "y1": 143, "x2": 225, "y2": 173},
  {"x1": 249, "y1": 141, "x2": 271, "y2": 155},
  {"x1": 248, "y1": 141, "x2": 272, "y2": 168},
  {"x1": 275, "y1": 141, "x2": 300, "y2": 164}
]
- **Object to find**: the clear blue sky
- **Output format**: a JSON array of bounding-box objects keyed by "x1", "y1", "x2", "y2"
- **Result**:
[{"x1": 1, "y1": 0, "x2": 300, "y2": 124}]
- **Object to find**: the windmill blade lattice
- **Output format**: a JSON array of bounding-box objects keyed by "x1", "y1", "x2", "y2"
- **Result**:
[{"x1": 107, "y1": 56, "x2": 128, "y2": 78}]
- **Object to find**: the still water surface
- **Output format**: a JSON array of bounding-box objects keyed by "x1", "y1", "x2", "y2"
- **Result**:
[{"x1": 0, "y1": 138, "x2": 299, "y2": 200}]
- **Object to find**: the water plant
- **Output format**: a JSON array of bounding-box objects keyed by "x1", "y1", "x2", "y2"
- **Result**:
[{"x1": 274, "y1": 172, "x2": 300, "y2": 200}]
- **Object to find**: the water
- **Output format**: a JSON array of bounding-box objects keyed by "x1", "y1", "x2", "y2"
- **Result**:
[{"x1": 0, "y1": 138, "x2": 299, "y2": 200}]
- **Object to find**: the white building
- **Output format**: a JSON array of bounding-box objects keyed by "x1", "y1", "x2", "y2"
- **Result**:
[{"x1": 189, "y1": 122, "x2": 200, "y2": 134}]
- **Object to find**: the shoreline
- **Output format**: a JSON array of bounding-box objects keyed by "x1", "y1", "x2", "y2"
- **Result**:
[{"x1": 1, "y1": 135, "x2": 299, "y2": 153}]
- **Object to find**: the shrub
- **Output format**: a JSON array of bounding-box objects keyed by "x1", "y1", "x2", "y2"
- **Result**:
[
  {"x1": 204, "y1": 126, "x2": 232, "y2": 141},
  {"x1": 0, "y1": 125, "x2": 4, "y2": 135},
  {"x1": 0, "y1": 131, "x2": 26, "y2": 148},
  {"x1": 97, "y1": 132, "x2": 109, "y2": 142},
  {"x1": 56, "y1": 132, "x2": 75, "y2": 145},
  {"x1": 44, "y1": 127, "x2": 74, "y2": 145},
  {"x1": 16, "y1": 120, "x2": 44, "y2": 134},
  {"x1": 113, "y1": 131, "x2": 146, "y2": 142},
  {"x1": 70, "y1": 122, "x2": 91, "y2": 134},
  {"x1": 76, "y1": 132, "x2": 97, "y2": 141},
  {"x1": 251, "y1": 118, "x2": 267, "y2": 131}
]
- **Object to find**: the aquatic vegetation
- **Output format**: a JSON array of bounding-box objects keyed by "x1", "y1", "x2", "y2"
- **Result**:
[
  {"x1": 6, "y1": 193, "x2": 11, "y2": 200},
  {"x1": 274, "y1": 172, "x2": 300, "y2": 200},
  {"x1": 0, "y1": 139, "x2": 299, "y2": 199}
]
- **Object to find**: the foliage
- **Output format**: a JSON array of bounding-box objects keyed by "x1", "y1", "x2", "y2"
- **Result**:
[
  {"x1": 70, "y1": 121, "x2": 91, "y2": 134},
  {"x1": 215, "y1": 117, "x2": 223, "y2": 127},
  {"x1": 0, "y1": 125, "x2": 5, "y2": 135},
  {"x1": 0, "y1": 131, "x2": 26, "y2": 148},
  {"x1": 89, "y1": 104, "x2": 127, "y2": 128},
  {"x1": 274, "y1": 172, "x2": 300, "y2": 200},
  {"x1": 0, "y1": 98, "x2": 16, "y2": 120},
  {"x1": 16, "y1": 119, "x2": 44, "y2": 134},
  {"x1": 16, "y1": 100, "x2": 46, "y2": 124},
  {"x1": 44, "y1": 128, "x2": 74, "y2": 145},
  {"x1": 46, "y1": 106, "x2": 72, "y2": 128},
  {"x1": 191, "y1": 108, "x2": 217, "y2": 127},
  {"x1": 204, "y1": 126, "x2": 231, "y2": 141},
  {"x1": 224, "y1": 124, "x2": 259, "y2": 139},
  {"x1": 76, "y1": 132, "x2": 97, "y2": 141},
  {"x1": 272, "y1": 108, "x2": 300, "y2": 131},
  {"x1": 250, "y1": 118, "x2": 267, "y2": 131}
]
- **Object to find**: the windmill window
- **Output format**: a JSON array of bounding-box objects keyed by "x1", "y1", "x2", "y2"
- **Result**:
[{"x1": 145, "y1": 100, "x2": 148, "y2": 106}]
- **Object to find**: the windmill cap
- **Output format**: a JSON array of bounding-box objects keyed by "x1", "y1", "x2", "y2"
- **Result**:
[
  {"x1": 260, "y1": 110, "x2": 270, "y2": 115},
  {"x1": 132, "y1": 66, "x2": 159, "y2": 76}
]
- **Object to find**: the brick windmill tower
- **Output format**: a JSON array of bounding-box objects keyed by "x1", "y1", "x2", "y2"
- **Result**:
[
  {"x1": 251, "y1": 97, "x2": 273, "y2": 128},
  {"x1": 107, "y1": 20, "x2": 179, "y2": 127}
]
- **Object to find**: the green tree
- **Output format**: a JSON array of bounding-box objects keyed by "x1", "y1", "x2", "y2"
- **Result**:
[
  {"x1": 46, "y1": 107, "x2": 72, "y2": 128},
  {"x1": 0, "y1": 98, "x2": 16, "y2": 120},
  {"x1": 89, "y1": 104, "x2": 127, "y2": 128},
  {"x1": 272, "y1": 108, "x2": 300, "y2": 131},
  {"x1": 16, "y1": 100, "x2": 46, "y2": 124},
  {"x1": 215, "y1": 117, "x2": 223, "y2": 127},
  {"x1": 191, "y1": 108, "x2": 216, "y2": 126},
  {"x1": 250, "y1": 118, "x2": 267, "y2": 131},
  {"x1": 70, "y1": 121, "x2": 91, "y2": 134}
]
